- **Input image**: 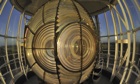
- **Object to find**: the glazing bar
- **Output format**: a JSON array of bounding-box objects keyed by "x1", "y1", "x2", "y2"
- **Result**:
[
  {"x1": 110, "y1": 5, "x2": 127, "y2": 27},
  {"x1": 104, "y1": 12, "x2": 110, "y2": 68},
  {"x1": 122, "y1": 0, "x2": 136, "y2": 83},
  {"x1": 0, "y1": 0, "x2": 7, "y2": 15},
  {"x1": 17, "y1": 12, "x2": 24, "y2": 73},
  {"x1": 133, "y1": 27, "x2": 140, "y2": 32},
  {"x1": 18, "y1": 12, "x2": 28, "y2": 79},
  {"x1": 24, "y1": 15, "x2": 27, "y2": 25},
  {"x1": 4, "y1": 6, "x2": 14, "y2": 80},
  {"x1": 118, "y1": 0, "x2": 131, "y2": 84},
  {"x1": 113, "y1": 6, "x2": 123, "y2": 73},
  {"x1": 134, "y1": 0, "x2": 140, "y2": 11},
  {"x1": 0, "y1": 34, "x2": 17, "y2": 38},
  {"x1": 109, "y1": 5, "x2": 119, "y2": 82},
  {"x1": 0, "y1": 72, "x2": 6, "y2": 84},
  {"x1": 117, "y1": 48, "x2": 128, "y2": 69}
]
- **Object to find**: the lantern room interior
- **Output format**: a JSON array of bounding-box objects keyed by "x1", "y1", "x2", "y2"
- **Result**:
[{"x1": 0, "y1": 0, "x2": 140, "y2": 84}]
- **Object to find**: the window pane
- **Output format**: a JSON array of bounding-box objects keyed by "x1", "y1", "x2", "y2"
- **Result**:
[
  {"x1": 98, "y1": 13, "x2": 107, "y2": 36},
  {"x1": 0, "y1": 1, "x2": 12, "y2": 35},
  {"x1": 8, "y1": 9, "x2": 20, "y2": 37},
  {"x1": 126, "y1": 0, "x2": 140, "y2": 28},
  {"x1": 106, "y1": 11, "x2": 114, "y2": 35}
]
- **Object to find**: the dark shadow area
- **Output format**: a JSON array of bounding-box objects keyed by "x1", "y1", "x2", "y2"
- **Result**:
[
  {"x1": 15, "y1": 70, "x2": 120, "y2": 84},
  {"x1": 15, "y1": 71, "x2": 36, "y2": 84}
]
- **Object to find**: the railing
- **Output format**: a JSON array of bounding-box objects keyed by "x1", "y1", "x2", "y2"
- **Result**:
[{"x1": 0, "y1": 53, "x2": 27, "y2": 84}]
